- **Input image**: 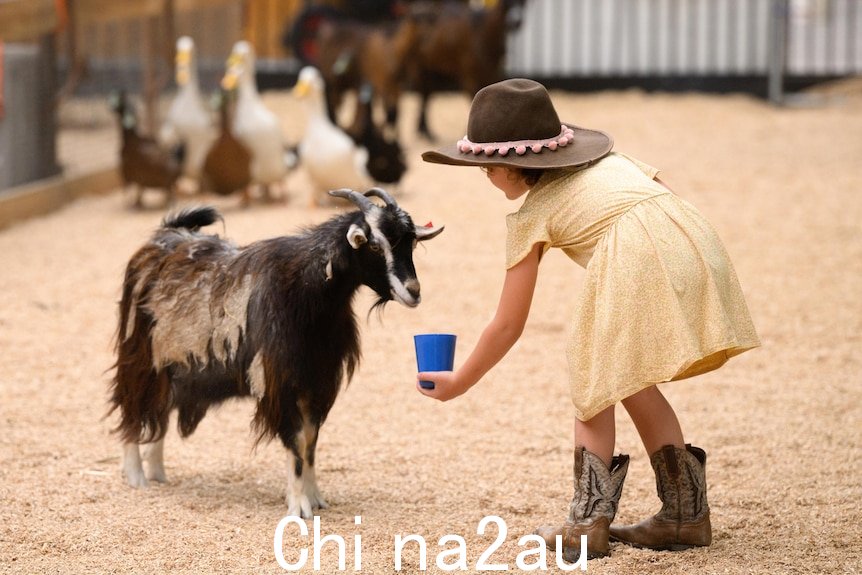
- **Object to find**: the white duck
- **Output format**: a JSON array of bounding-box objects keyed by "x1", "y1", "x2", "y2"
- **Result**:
[
  {"x1": 221, "y1": 41, "x2": 288, "y2": 200},
  {"x1": 292, "y1": 66, "x2": 374, "y2": 205},
  {"x1": 159, "y1": 36, "x2": 216, "y2": 186}
]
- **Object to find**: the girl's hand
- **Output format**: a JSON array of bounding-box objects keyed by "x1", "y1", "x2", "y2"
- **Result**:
[{"x1": 416, "y1": 371, "x2": 467, "y2": 401}]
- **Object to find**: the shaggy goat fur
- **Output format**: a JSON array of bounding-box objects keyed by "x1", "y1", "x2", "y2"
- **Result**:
[{"x1": 109, "y1": 191, "x2": 442, "y2": 516}]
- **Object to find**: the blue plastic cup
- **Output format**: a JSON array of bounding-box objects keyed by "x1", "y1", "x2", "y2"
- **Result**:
[{"x1": 414, "y1": 334, "x2": 457, "y2": 390}]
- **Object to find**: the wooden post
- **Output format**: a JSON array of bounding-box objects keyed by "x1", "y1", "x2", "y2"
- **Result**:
[
  {"x1": 141, "y1": 12, "x2": 159, "y2": 135},
  {"x1": 768, "y1": 0, "x2": 789, "y2": 105},
  {"x1": 164, "y1": 0, "x2": 177, "y2": 80}
]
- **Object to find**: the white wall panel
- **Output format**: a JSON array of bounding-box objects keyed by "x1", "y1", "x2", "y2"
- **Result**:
[{"x1": 506, "y1": 0, "x2": 862, "y2": 77}]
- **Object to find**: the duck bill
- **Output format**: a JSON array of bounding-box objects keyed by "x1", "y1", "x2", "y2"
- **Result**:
[
  {"x1": 292, "y1": 79, "x2": 309, "y2": 98},
  {"x1": 175, "y1": 51, "x2": 191, "y2": 86},
  {"x1": 221, "y1": 53, "x2": 242, "y2": 90},
  {"x1": 221, "y1": 69, "x2": 239, "y2": 91}
]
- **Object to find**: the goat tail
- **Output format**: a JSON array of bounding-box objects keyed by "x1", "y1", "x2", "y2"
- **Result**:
[
  {"x1": 108, "y1": 255, "x2": 172, "y2": 444},
  {"x1": 109, "y1": 296, "x2": 172, "y2": 444},
  {"x1": 161, "y1": 205, "x2": 222, "y2": 232}
]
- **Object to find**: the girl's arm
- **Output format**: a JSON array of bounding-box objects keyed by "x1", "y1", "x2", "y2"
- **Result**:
[{"x1": 417, "y1": 243, "x2": 542, "y2": 401}]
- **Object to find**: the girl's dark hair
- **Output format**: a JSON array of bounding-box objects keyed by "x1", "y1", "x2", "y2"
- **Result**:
[
  {"x1": 481, "y1": 166, "x2": 545, "y2": 187},
  {"x1": 521, "y1": 168, "x2": 544, "y2": 187}
]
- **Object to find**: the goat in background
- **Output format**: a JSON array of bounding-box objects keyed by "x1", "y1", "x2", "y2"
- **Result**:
[
  {"x1": 109, "y1": 188, "x2": 443, "y2": 517},
  {"x1": 405, "y1": 0, "x2": 528, "y2": 140},
  {"x1": 293, "y1": 0, "x2": 528, "y2": 141}
]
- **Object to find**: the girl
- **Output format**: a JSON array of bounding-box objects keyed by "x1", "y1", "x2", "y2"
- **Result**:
[{"x1": 417, "y1": 79, "x2": 760, "y2": 560}]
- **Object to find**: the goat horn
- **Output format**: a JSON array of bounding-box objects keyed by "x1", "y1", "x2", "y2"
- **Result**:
[
  {"x1": 363, "y1": 187, "x2": 397, "y2": 208},
  {"x1": 329, "y1": 188, "x2": 376, "y2": 212}
]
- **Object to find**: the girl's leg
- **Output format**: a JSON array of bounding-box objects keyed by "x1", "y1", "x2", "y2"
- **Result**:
[
  {"x1": 534, "y1": 403, "x2": 628, "y2": 559},
  {"x1": 574, "y1": 404, "x2": 616, "y2": 467},
  {"x1": 611, "y1": 385, "x2": 711, "y2": 551},
  {"x1": 621, "y1": 385, "x2": 684, "y2": 458}
]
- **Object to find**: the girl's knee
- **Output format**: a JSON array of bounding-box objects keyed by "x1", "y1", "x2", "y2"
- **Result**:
[
  {"x1": 577, "y1": 403, "x2": 615, "y2": 425},
  {"x1": 621, "y1": 385, "x2": 665, "y2": 412}
]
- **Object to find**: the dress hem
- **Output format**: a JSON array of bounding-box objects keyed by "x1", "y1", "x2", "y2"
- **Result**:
[{"x1": 571, "y1": 338, "x2": 761, "y2": 421}]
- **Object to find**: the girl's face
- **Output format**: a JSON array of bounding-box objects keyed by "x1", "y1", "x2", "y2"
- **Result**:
[{"x1": 482, "y1": 167, "x2": 530, "y2": 200}]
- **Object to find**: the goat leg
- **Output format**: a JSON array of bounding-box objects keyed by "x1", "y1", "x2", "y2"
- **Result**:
[
  {"x1": 302, "y1": 423, "x2": 327, "y2": 511},
  {"x1": 165, "y1": 184, "x2": 176, "y2": 208},
  {"x1": 239, "y1": 186, "x2": 252, "y2": 208},
  {"x1": 303, "y1": 464, "x2": 328, "y2": 511},
  {"x1": 284, "y1": 449, "x2": 314, "y2": 518},
  {"x1": 122, "y1": 442, "x2": 148, "y2": 488},
  {"x1": 134, "y1": 184, "x2": 144, "y2": 209},
  {"x1": 416, "y1": 92, "x2": 435, "y2": 142},
  {"x1": 283, "y1": 418, "x2": 328, "y2": 517},
  {"x1": 142, "y1": 436, "x2": 167, "y2": 483}
]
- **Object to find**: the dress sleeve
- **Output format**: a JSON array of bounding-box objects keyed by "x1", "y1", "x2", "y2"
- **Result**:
[
  {"x1": 505, "y1": 208, "x2": 552, "y2": 269},
  {"x1": 619, "y1": 153, "x2": 661, "y2": 180}
]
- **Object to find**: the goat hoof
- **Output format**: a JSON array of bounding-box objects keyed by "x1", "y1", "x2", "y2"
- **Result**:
[
  {"x1": 124, "y1": 470, "x2": 149, "y2": 489},
  {"x1": 306, "y1": 493, "x2": 328, "y2": 511},
  {"x1": 286, "y1": 494, "x2": 316, "y2": 519},
  {"x1": 145, "y1": 468, "x2": 167, "y2": 483}
]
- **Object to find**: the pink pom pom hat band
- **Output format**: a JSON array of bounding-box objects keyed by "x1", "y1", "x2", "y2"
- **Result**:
[
  {"x1": 423, "y1": 79, "x2": 613, "y2": 169},
  {"x1": 457, "y1": 124, "x2": 576, "y2": 157}
]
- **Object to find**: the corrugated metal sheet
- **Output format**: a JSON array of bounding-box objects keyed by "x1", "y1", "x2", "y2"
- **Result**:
[{"x1": 506, "y1": 0, "x2": 862, "y2": 77}]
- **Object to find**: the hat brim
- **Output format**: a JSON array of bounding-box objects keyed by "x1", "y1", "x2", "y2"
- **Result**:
[{"x1": 421, "y1": 124, "x2": 613, "y2": 169}]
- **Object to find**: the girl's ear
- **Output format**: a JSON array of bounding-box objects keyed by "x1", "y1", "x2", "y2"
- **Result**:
[{"x1": 506, "y1": 167, "x2": 525, "y2": 182}]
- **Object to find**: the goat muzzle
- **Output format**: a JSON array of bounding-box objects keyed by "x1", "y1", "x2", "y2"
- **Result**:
[{"x1": 405, "y1": 279, "x2": 421, "y2": 301}]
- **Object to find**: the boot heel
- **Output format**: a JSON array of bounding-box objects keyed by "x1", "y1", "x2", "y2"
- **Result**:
[{"x1": 609, "y1": 444, "x2": 712, "y2": 552}]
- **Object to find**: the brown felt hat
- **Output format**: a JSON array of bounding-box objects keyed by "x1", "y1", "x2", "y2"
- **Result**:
[{"x1": 422, "y1": 78, "x2": 613, "y2": 170}]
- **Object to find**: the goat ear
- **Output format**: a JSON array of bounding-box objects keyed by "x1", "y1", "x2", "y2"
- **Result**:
[
  {"x1": 415, "y1": 224, "x2": 444, "y2": 242},
  {"x1": 347, "y1": 223, "x2": 368, "y2": 249}
]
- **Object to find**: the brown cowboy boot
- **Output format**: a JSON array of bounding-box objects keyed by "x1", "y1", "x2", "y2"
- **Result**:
[
  {"x1": 610, "y1": 444, "x2": 712, "y2": 551},
  {"x1": 535, "y1": 447, "x2": 629, "y2": 560}
]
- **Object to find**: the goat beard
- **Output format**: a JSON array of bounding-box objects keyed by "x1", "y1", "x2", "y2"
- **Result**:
[{"x1": 367, "y1": 296, "x2": 390, "y2": 321}]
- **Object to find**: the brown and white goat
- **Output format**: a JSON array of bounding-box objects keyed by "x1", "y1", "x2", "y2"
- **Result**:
[{"x1": 109, "y1": 189, "x2": 442, "y2": 517}]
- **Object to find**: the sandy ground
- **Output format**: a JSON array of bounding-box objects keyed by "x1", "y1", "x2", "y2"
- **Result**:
[{"x1": 1, "y1": 83, "x2": 861, "y2": 575}]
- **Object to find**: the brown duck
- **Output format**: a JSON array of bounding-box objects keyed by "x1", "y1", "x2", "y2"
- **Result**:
[
  {"x1": 109, "y1": 91, "x2": 182, "y2": 209},
  {"x1": 202, "y1": 89, "x2": 252, "y2": 205}
]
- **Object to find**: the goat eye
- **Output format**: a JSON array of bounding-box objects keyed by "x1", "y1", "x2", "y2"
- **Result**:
[{"x1": 369, "y1": 242, "x2": 382, "y2": 253}]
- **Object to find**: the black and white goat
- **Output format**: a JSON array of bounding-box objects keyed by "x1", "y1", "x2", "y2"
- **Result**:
[{"x1": 109, "y1": 188, "x2": 442, "y2": 517}]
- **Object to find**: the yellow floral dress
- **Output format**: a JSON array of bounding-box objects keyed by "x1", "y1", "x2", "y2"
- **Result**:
[{"x1": 506, "y1": 152, "x2": 760, "y2": 420}]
